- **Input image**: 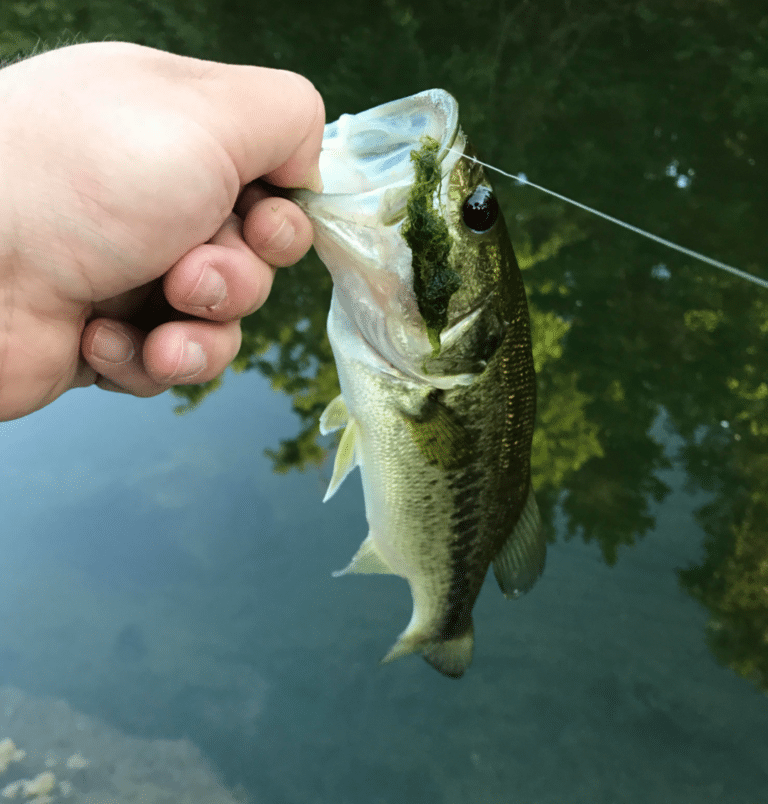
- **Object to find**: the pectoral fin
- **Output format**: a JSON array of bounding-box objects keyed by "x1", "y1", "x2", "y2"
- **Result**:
[
  {"x1": 400, "y1": 391, "x2": 472, "y2": 471},
  {"x1": 323, "y1": 418, "x2": 360, "y2": 502},
  {"x1": 492, "y1": 485, "x2": 546, "y2": 598},
  {"x1": 333, "y1": 533, "x2": 393, "y2": 576}
]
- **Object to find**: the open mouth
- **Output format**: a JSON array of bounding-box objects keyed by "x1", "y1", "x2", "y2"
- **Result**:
[{"x1": 316, "y1": 90, "x2": 461, "y2": 197}]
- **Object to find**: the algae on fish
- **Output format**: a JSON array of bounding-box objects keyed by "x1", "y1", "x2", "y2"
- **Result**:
[{"x1": 401, "y1": 136, "x2": 462, "y2": 355}]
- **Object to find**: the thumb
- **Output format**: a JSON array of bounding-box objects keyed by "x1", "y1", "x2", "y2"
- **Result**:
[{"x1": 194, "y1": 61, "x2": 325, "y2": 192}]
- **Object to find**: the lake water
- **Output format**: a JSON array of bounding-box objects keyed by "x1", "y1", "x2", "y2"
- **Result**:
[{"x1": 1, "y1": 2, "x2": 766, "y2": 802}]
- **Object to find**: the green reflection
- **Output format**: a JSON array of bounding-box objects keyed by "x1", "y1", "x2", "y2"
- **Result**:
[{"x1": 7, "y1": 0, "x2": 766, "y2": 690}]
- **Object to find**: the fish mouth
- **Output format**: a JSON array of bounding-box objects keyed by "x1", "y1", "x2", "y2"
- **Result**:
[
  {"x1": 291, "y1": 90, "x2": 468, "y2": 378},
  {"x1": 311, "y1": 89, "x2": 461, "y2": 200}
]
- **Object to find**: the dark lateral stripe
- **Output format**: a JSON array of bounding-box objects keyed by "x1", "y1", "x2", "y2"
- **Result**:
[{"x1": 440, "y1": 460, "x2": 484, "y2": 640}]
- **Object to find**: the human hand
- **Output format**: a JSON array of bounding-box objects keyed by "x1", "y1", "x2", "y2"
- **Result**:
[{"x1": 0, "y1": 42, "x2": 324, "y2": 420}]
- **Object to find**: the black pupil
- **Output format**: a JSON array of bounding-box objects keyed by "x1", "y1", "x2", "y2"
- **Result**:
[{"x1": 461, "y1": 186, "x2": 499, "y2": 233}]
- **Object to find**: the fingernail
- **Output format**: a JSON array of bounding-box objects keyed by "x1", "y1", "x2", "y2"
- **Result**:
[
  {"x1": 170, "y1": 339, "x2": 207, "y2": 381},
  {"x1": 301, "y1": 164, "x2": 324, "y2": 194},
  {"x1": 265, "y1": 218, "x2": 295, "y2": 252},
  {"x1": 91, "y1": 324, "x2": 135, "y2": 364},
  {"x1": 187, "y1": 264, "x2": 227, "y2": 309}
]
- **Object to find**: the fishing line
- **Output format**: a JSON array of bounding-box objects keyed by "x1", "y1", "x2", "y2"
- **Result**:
[{"x1": 451, "y1": 149, "x2": 768, "y2": 291}]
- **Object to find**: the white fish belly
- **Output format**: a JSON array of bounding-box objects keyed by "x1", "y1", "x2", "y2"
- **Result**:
[{"x1": 329, "y1": 297, "x2": 459, "y2": 643}]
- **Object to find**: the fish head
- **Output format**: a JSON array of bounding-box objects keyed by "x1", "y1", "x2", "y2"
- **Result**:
[{"x1": 293, "y1": 89, "x2": 514, "y2": 385}]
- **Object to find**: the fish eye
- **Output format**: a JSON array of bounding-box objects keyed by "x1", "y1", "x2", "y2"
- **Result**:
[{"x1": 461, "y1": 186, "x2": 499, "y2": 233}]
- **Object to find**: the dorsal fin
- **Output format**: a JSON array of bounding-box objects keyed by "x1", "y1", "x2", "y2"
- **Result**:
[{"x1": 492, "y1": 485, "x2": 546, "y2": 598}]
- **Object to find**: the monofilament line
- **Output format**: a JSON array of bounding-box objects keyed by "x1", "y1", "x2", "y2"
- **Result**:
[{"x1": 452, "y1": 149, "x2": 768, "y2": 291}]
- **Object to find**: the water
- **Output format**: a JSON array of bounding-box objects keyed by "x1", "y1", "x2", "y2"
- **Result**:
[{"x1": 1, "y1": 2, "x2": 766, "y2": 802}]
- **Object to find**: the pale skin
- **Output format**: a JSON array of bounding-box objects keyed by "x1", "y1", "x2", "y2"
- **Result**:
[{"x1": 0, "y1": 41, "x2": 325, "y2": 421}]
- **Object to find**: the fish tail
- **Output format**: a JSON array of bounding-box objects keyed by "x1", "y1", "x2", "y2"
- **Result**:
[
  {"x1": 421, "y1": 624, "x2": 474, "y2": 679},
  {"x1": 381, "y1": 621, "x2": 474, "y2": 679}
]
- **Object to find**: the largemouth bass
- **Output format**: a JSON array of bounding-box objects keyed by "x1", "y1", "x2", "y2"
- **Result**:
[{"x1": 293, "y1": 90, "x2": 545, "y2": 678}]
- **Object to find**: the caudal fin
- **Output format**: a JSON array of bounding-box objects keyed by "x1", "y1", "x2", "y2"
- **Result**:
[
  {"x1": 381, "y1": 622, "x2": 474, "y2": 679},
  {"x1": 421, "y1": 625, "x2": 474, "y2": 678}
]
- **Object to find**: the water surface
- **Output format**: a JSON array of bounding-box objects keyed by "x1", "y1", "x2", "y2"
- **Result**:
[{"x1": 1, "y1": 2, "x2": 766, "y2": 802}]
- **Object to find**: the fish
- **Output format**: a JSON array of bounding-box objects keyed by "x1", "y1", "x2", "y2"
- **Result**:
[{"x1": 292, "y1": 89, "x2": 545, "y2": 678}]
